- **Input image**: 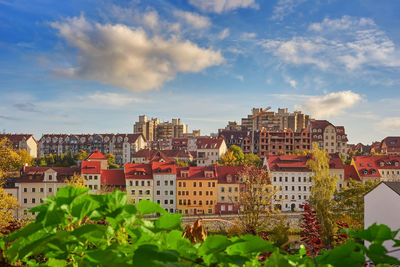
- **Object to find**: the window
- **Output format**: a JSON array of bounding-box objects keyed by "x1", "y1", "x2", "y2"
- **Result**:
[
  {"x1": 279, "y1": 177, "x2": 282, "y2": 182},
  {"x1": 298, "y1": 186, "x2": 301, "y2": 191},
  {"x1": 32, "y1": 198, "x2": 36, "y2": 204},
  {"x1": 131, "y1": 189, "x2": 136, "y2": 195},
  {"x1": 130, "y1": 181, "x2": 133, "y2": 186},
  {"x1": 139, "y1": 190, "x2": 143, "y2": 195},
  {"x1": 49, "y1": 175, "x2": 53, "y2": 180},
  {"x1": 221, "y1": 187, "x2": 225, "y2": 192},
  {"x1": 292, "y1": 186, "x2": 294, "y2": 191},
  {"x1": 194, "y1": 191, "x2": 196, "y2": 196},
  {"x1": 23, "y1": 188, "x2": 27, "y2": 193},
  {"x1": 285, "y1": 186, "x2": 288, "y2": 191},
  {"x1": 164, "y1": 181, "x2": 168, "y2": 186},
  {"x1": 141, "y1": 181, "x2": 145, "y2": 186},
  {"x1": 146, "y1": 190, "x2": 150, "y2": 195},
  {"x1": 170, "y1": 199, "x2": 173, "y2": 204},
  {"x1": 178, "y1": 182, "x2": 182, "y2": 187},
  {"x1": 199, "y1": 182, "x2": 202, "y2": 187},
  {"x1": 164, "y1": 200, "x2": 168, "y2": 204},
  {"x1": 170, "y1": 180, "x2": 173, "y2": 186},
  {"x1": 273, "y1": 177, "x2": 276, "y2": 182},
  {"x1": 94, "y1": 176, "x2": 98, "y2": 180},
  {"x1": 212, "y1": 182, "x2": 216, "y2": 187},
  {"x1": 292, "y1": 177, "x2": 295, "y2": 182},
  {"x1": 94, "y1": 185, "x2": 98, "y2": 190},
  {"x1": 285, "y1": 177, "x2": 288, "y2": 182},
  {"x1": 170, "y1": 190, "x2": 173, "y2": 195},
  {"x1": 199, "y1": 191, "x2": 202, "y2": 196},
  {"x1": 89, "y1": 176, "x2": 92, "y2": 180},
  {"x1": 179, "y1": 199, "x2": 182, "y2": 205},
  {"x1": 23, "y1": 198, "x2": 27, "y2": 204},
  {"x1": 157, "y1": 200, "x2": 161, "y2": 204},
  {"x1": 40, "y1": 188, "x2": 44, "y2": 193},
  {"x1": 164, "y1": 190, "x2": 168, "y2": 195},
  {"x1": 156, "y1": 190, "x2": 160, "y2": 195},
  {"x1": 304, "y1": 186, "x2": 307, "y2": 191},
  {"x1": 199, "y1": 200, "x2": 202, "y2": 205},
  {"x1": 136, "y1": 181, "x2": 139, "y2": 186},
  {"x1": 32, "y1": 188, "x2": 35, "y2": 193},
  {"x1": 49, "y1": 188, "x2": 52, "y2": 193},
  {"x1": 228, "y1": 187, "x2": 232, "y2": 193},
  {"x1": 221, "y1": 205, "x2": 225, "y2": 211}
]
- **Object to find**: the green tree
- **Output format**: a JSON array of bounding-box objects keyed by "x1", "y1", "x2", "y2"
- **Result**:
[
  {"x1": 307, "y1": 143, "x2": 337, "y2": 247},
  {"x1": 243, "y1": 153, "x2": 262, "y2": 167},
  {"x1": 106, "y1": 153, "x2": 120, "y2": 169},
  {"x1": 218, "y1": 151, "x2": 237, "y2": 166},
  {"x1": 229, "y1": 145, "x2": 244, "y2": 165},
  {"x1": 332, "y1": 179, "x2": 378, "y2": 230}
]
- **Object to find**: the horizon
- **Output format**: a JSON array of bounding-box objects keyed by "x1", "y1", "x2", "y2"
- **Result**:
[{"x1": 1, "y1": 0, "x2": 400, "y2": 144}]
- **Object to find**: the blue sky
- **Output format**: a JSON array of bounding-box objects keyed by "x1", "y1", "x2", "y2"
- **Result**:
[{"x1": 1, "y1": 0, "x2": 400, "y2": 144}]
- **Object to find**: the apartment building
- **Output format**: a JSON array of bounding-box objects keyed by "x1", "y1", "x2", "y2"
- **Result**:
[
  {"x1": 196, "y1": 138, "x2": 227, "y2": 166},
  {"x1": 152, "y1": 162, "x2": 177, "y2": 213},
  {"x1": 215, "y1": 166, "x2": 244, "y2": 214},
  {"x1": 381, "y1": 137, "x2": 400, "y2": 155},
  {"x1": 124, "y1": 163, "x2": 153, "y2": 204},
  {"x1": 310, "y1": 120, "x2": 348, "y2": 155},
  {"x1": 218, "y1": 130, "x2": 248, "y2": 150},
  {"x1": 0, "y1": 134, "x2": 38, "y2": 158},
  {"x1": 259, "y1": 128, "x2": 311, "y2": 157},
  {"x1": 240, "y1": 108, "x2": 311, "y2": 132},
  {"x1": 176, "y1": 166, "x2": 218, "y2": 215},
  {"x1": 132, "y1": 149, "x2": 195, "y2": 164},
  {"x1": 39, "y1": 133, "x2": 146, "y2": 165},
  {"x1": 351, "y1": 155, "x2": 400, "y2": 183},
  {"x1": 16, "y1": 166, "x2": 80, "y2": 216},
  {"x1": 133, "y1": 115, "x2": 160, "y2": 142}
]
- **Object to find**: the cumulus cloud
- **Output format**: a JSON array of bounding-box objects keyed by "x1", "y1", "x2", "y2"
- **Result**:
[
  {"x1": 271, "y1": 0, "x2": 307, "y2": 21},
  {"x1": 51, "y1": 15, "x2": 224, "y2": 91},
  {"x1": 173, "y1": 10, "x2": 210, "y2": 29},
  {"x1": 262, "y1": 16, "x2": 400, "y2": 71},
  {"x1": 189, "y1": 0, "x2": 258, "y2": 13},
  {"x1": 296, "y1": 91, "x2": 362, "y2": 118},
  {"x1": 87, "y1": 92, "x2": 143, "y2": 106}
]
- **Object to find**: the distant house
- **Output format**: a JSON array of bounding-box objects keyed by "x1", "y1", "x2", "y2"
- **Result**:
[{"x1": 364, "y1": 182, "x2": 400, "y2": 259}]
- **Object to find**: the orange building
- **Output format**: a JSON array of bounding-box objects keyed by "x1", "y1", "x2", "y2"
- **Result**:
[{"x1": 176, "y1": 166, "x2": 217, "y2": 215}]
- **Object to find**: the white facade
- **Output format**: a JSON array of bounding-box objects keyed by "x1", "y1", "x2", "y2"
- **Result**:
[
  {"x1": 271, "y1": 171, "x2": 313, "y2": 212},
  {"x1": 197, "y1": 140, "x2": 228, "y2": 166},
  {"x1": 153, "y1": 174, "x2": 176, "y2": 213},
  {"x1": 364, "y1": 182, "x2": 400, "y2": 260}
]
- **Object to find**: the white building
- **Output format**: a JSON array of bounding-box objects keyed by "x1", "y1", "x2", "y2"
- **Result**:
[
  {"x1": 152, "y1": 162, "x2": 177, "y2": 213},
  {"x1": 364, "y1": 182, "x2": 400, "y2": 260},
  {"x1": 196, "y1": 138, "x2": 227, "y2": 166}
]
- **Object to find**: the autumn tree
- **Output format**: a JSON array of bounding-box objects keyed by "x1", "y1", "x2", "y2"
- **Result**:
[
  {"x1": 175, "y1": 159, "x2": 189, "y2": 167},
  {"x1": 307, "y1": 142, "x2": 337, "y2": 247},
  {"x1": 238, "y1": 166, "x2": 278, "y2": 232},
  {"x1": 218, "y1": 145, "x2": 246, "y2": 166},
  {"x1": 106, "y1": 153, "x2": 120, "y2": 169},
  {"x1": 301, "y1": 203, "x2": 323, "y2": 257},
  {"x1": 332, "y1": 179, "x2": 378, "y2": 230},
  {"x1": 218, "y1": 151, "x2": 237, "y2": 166},
  {"x1": 75, "y1": 150, "x2": 88, "y2": 161},
  {"x1": 65, "y1": 174, "x2": 86, "y2": 188}
]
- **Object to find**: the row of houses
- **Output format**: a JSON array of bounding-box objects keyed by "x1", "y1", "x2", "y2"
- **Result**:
[{"x1": 9, "y1": 150, "x2": 400, "y2": 217}]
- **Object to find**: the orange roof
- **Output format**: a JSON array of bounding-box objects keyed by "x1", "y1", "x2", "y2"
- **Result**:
[
  {"x1": 101, "y1": 169, "x2": 125, "y2": 186},
  {"x1": 88, "y1": 150, "x2": 107, "y2": 160},
  {"x1": 215, "y1": 166, "x2": 244, "y2": 183},
  {"x1": 344, "y1": 165, "x2": 361, "y2": 181},
  {"x1": 124, "y1": 163, "x2": 153, "y2": 179},
  {"x1": 81, "y1": 161, "x2": 101, "y2": 174},
  {"x1": 151, "y1": 162, "x2": 177, "y2": 174},
  {"x1": 267, "y1": 155, "x2": 311, "y2": 171},
  {"x1": 176, "y1": 166, "x2": 216, "y2": 180},
  {"x1": 329, "y1": 153, "x2": 344, "y2": 169},
  {"x1": 197, "y1": 138, "x2": 224, "y2": 149}
]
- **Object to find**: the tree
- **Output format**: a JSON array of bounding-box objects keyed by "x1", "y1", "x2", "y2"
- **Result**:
[
  {"x1": 0, "y1": 187, "x2": 19, "y2": 232},
  {"x1": 106, "y1": 153, "x2": 120, "y2": 169},
  {"x1": 332, "y1": 179, "x2": 377, "y2": 230},
  {"x1": 301, "y1": 203, "x2": 323, "y2": 257},
  {"x1": 175, "y1": 159, "x2": 189, "y2": 167},
  {"x1": 15, "y1": 150, "x2": 32, "y2": 167},
  {"x1": 218, "y1": 151, "x2": 237, "y2": 166},
  {"x1": 238, "y1": 166, "x2": 278, "y2": 232},
  {"x1": 307, "y1": 143, "x2": 337, "y2": 247},
  {"x1": 65, "y1": 174, "x2": 86, "y2": 188},
  {"x1": 243, "y1": 153, "x2": 262, "y2": 167},
  {"x1": 75, "y1": 150, "x2": 88, "y2": 161},
  {"x1": 0, "y1": 138, "x2": 24, "y2": 173},
  {"x1": 229, "y1": 145, "x2": 244, "y2": 165}
]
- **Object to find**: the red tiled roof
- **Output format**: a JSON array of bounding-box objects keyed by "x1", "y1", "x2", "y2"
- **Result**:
[
  {"x1": 344, "y1": 165, "x2": 361, "y2": 181},
  {"x1": 88, "y1": 150, "x2": 107, "y2": 160},
  {"x1": 215, "y1": 166, "x2": 244, "y2": 183},
  {"x1": 81, "y1": 161, "x2": 101, "y2": 174},
  {"x1": 197, "y1": 138, "x2": 224, "y2": 149},
  {"x1": 382, "y1": 137, "x2": 400, "y2": 148},
  {"x1": 19, "y1": 166, "x2": 80, "y2": 182},
  {"x1": 176, "y1": 166, "x2": 216, "y2": 180},
  {"x1": 311, "y1": 120, "x2": 333, "y2": 130},
  {"x1": 124, "y1": 163, "x2": 153, "y2": 179},
  {"x1": 101, "y1": 169, "x2": 125, "y2": 186},
  {"x1": 171, "y1": 138, "x2": 188, "y2": 147},
  {"x1": 133, "y1": 149, "x2": 193, "y2": 161},
  {"x1": 267, "y1": 155, "x2": 311, "y2": 171},
  {"x1": 149, "y1": 151, "x2": 175, "y2": 163},
  {"x1": 329, "y1": 153, "x2": 344, "y2": 169},
  {"x1": 151, "y1": 162, "x2": 177, "y2": 174}
]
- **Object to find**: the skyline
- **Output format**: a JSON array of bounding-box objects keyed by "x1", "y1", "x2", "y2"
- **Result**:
[{"x1": 1, "y1": 0, "x2": 400, "y2": 144}]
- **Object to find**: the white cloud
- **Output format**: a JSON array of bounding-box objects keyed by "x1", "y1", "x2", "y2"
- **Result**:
[
  {"x1": 142, "y1": 10, "x2": 159, "y2": 29},
  {"x1": 241, "y1": 32, "x2": 257, "y2": 39},
  {"x1": 271, "y1": 0, "x2": 307, "y2": 21},
  {"x1": 262, "y1": 16, "x2": 400, "y2": 71},
  {"x1": 377, "y1": 117, "x2": 400, "y2": 132},
  {"x1": 218, "y1": 28, "x2": 230, "y2": 40},
  {"x1": 189, "y1": 0, "x2": 258, "y2": 13},
  {"x1": 173, "y1": 10, "x2": 210, "y2": 29},
  {"x1": 51, "y1": 15, "x2": 224, "y2": 92},
  {"x1": 296, "y1": 90, "x2": 362, "y2": 118},
  {"x1": 87, "y1": 92, "x2": 142, "y2": 106}
]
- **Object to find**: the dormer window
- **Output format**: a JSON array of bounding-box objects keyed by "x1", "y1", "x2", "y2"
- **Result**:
[
  {"x1": 380, "y1": 162, "x2": 384, "y2": 167},
  {"x1": 367, "y1": 163, "x2": 372, "y2": 167},
  {"x1": 386, "y1": 161, "x2": 392, "y2": 165},
  {"x1": 360, "y1": 163, "x2": 364, "y2": 167},
  {"x1": 395, "y1": 162, "x2": 399, "y2": 167},
  {"x1": 49, "y1": 175, "x2": 52, "y2": 180},
  {"x1": 227, "y1": 177, "x2": 232, "y2": 183},
  {"x1": 371, "y1": 170, "x2": 376, "y2": 174},
  {"x1": 363, "y1": 170, "x2": 368, "y2": 175}
]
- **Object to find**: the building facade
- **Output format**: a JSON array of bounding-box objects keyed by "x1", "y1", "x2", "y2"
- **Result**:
[
  {"x1": 310, "y1": 120, "x2": 348, "y2": 155},
  {"x1": 152, "y1": 162, "x2": 177, "y2": 213},
  {"x1": 196, "y1": 138, "x2": 227, "y2": 166},
  {"x1": 352, "y1": 155, "x2": 400, "y2": 183},
  {"x1": 0, "y1": 134, "x2": 38, "y2": 158},
  {"x1": 39, "y1": 133, "x2": 146, "y2": 165}
]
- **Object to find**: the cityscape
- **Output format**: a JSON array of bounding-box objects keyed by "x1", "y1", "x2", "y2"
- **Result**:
[{"x1": 1, "y1": 0, "x2": 400, "y2": 265}]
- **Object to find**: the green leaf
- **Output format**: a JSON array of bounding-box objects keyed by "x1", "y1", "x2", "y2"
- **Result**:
[
  {"x1": 137, "y1": 199, "x2": 166, "y2": 215},
  {"x1": 226, "y1": 234, "x2": 274, "y2": 256},
  {"x1": 317, "y1": 241, "x2": 365, "y2": 267},
  {"x1": 154, "y1": 213, "x2": 182, "y2": 230},
  {"x1": 352, "y1": 224, "x2": 397, "y2": 244},
  {"x1": 198, "y1": 235, "x2": 230, "y2": 256},
  {"x1": 367, "y1": 243, "x2": 400, "y2": 265},
  {"x1": 45, "y1": 258, "x2": 67, "y2": 267},
  {"x1": 264, "y1": 249, "x2": 293, "y2": 267},
  {"x1": 132, "y1": 244, "x2": 180, "y2": 266}
]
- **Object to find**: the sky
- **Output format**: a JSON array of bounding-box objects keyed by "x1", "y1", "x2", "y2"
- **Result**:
[{"x1": 1, "y1": 0, "x2": 400, "y2": 144}]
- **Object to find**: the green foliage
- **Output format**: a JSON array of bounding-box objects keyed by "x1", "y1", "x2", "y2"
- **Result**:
[
  {"x1": 229, "y1": 145, "x2": 244, "y2": 165},
  {"x1": 175, "y1": 159, "x2": 189, "y2": 167},
  {"x1": 106, "y1": 153, "x2": 120, "y2": 169},
  {"x1": 332, "y1": 179, "x2": 378, "y2": 229},
  {"x1": 269, "y1": 216, "x2": 290, "y2": 247},
  {"x1": 1, "y1": 188, "x2": 400, "y2": 266},
  {"x1": 243, "y1": 153, "x2": 262, "y2": 167},
  {"x1": 219, "y1": 145, "x2": 245, "y2": 166}
]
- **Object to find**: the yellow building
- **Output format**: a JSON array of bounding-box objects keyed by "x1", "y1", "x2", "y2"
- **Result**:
[{"x1": 176, "y1": 166, "x2": 217, "y2": 215}]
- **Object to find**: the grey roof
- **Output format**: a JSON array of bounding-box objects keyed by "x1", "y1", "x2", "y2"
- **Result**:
[{"x1": 383, "y1": 182, "x2": 400, "y2": 196}]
